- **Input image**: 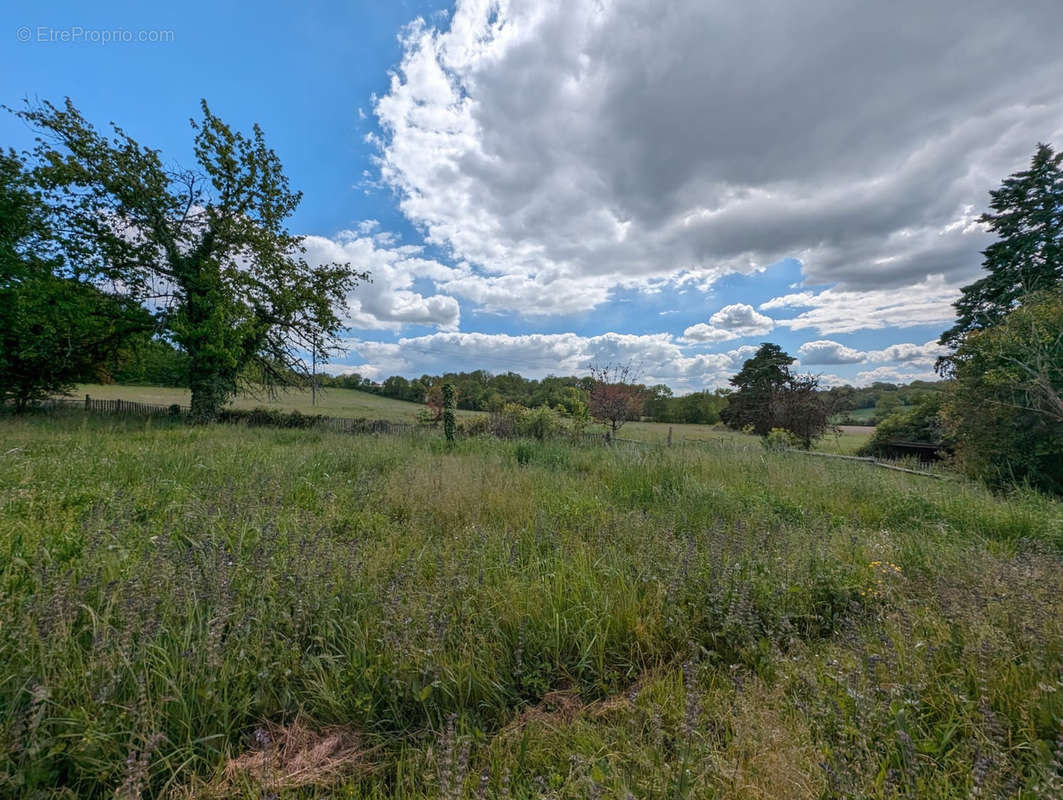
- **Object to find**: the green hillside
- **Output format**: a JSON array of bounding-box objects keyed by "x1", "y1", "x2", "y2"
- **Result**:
[{"x1": 70, "y1": 383, "x2": 481, "y2": 423}]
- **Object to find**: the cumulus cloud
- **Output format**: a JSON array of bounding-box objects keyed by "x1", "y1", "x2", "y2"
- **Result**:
[
  {"x1": 372, "y1": 0, "x2": 1063, "y2": 315},
  {"x1": 798, "y1": 338, "x2": 948, "y2": 366},
  {"x1": 761, "y1": 275, "x2": 961, "y2": 334},
  {"x1": 302, "y1": 231, "x2": 462, "y2": 330},
  {"x1": 867, "y1": 340, "x2": 948, "y2": 364},
  {"x1": 681, "y1": 324, "x2": 738, "y2": 344},
  {"x1": 682, "y1": 302, "x2": 774, "y2": 342},
  {"x1": 710, "y1": 304, "x2": 774, "y2": 335},
  {"x1": 333, "y1": 331, "x2": 764, "y2": 391},
  {"x1": 855, "y1": 365, "x2": 940, "y2": 385},
  {"x1": 797, "y1": 340, "x2": 866, "y2": 365}
]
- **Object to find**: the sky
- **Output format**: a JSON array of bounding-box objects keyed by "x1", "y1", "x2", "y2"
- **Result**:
[{"x1": 5, "y1": 0, "x2": 1063, "y2": 392}]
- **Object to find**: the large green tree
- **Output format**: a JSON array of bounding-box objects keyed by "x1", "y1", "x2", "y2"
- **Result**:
[
  {"x1": 942, "y1": 292, "x2": 1063, "y2": 494},
  {"x1": 940, "y1": 143, "x2": 1063, "y2": 348},
  {"x1": 14, "y1": 99, "x2": 368, "y2": 420},
  {"x1": 720, "y1": 343, "x2": 793, "y2": 435},
  {"x1": 720, "y1": 342, "x2": 830, "y2": 445},
  {"x1": 0, "y1": 150, "x2": 150, "y2": 409}
]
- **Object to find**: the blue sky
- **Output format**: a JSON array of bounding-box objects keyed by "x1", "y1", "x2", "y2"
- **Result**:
[{"x1": 6, "y1": 1, "x2": 1063, "y2": 391}]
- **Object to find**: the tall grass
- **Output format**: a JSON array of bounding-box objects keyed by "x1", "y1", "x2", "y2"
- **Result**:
[{"x1": 1, "y1": 415, "x2": 1060, "y2": 798}]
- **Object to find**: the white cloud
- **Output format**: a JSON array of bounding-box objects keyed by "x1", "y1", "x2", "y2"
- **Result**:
[
  {"x1": 680, "y1": 323, "x2": 736, "y2": 344},
  {"x1": 797, "y1": 340, "x2": 866, "y2": 365},
  {"x1": 681, "y1": 302, "x2": 774, "y2": 342},
  {"x1": 370, "y1": 0, "x2": 1063, "y2": 316},
  {"x1": 302, "y1": 231, "x2": 462, "y2": 330},
  {"x1": 709, "y1": 303, "x2": 774, "y2": 335},
  {"x1": 867, "y1": 340, "x2": 949, "y2": 364},
  {"x1": 332, "y1": 331, "x2": 767, "y2": 392},
  {"x1": 761, "y1": 275, "x2": 961, "y2": 334},
  {"x1": 855, "y1": 365, "x2": 940, "y2": 385},
  {"x1": 798, "y1": 337, "x2": 949, "y2": 366}
]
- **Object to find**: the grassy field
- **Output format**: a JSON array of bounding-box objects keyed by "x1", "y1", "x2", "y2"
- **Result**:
[
  {"x1": 835, "y1": 407, "x2": 878, "y2": 423},
  {"x1": 2, "y1": 413, "x2": 1061, "y2": 798},
  {"x1": 71, "y1": 383, "x2": 471, "y2": 423},
  {"x1": 615, "y1": 420, "x2": 871, "y2": 455},
  {"x1": 70, "y1": 384, "x2": 872, "y2": 454}
]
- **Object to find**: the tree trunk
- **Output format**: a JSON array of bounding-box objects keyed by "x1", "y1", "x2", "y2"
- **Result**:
[{"x1": 188, "y1": 358, "x2": 235, "y2": 422}]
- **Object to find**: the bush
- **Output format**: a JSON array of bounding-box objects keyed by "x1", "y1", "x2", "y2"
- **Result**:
[
  {"x1": 858, "y1": 394, "x2": 949, "y2": 458},
  {"x1": 217, "y1": 407, "x2": 324, "y2": 429},
  {"x1": 487, "y1": 403, "x2": 564, "y2": 440},
  {"x1": 761, "y1": 428, "x2": 797, "y2": 451},
  {"x1": 942, "y1": 292, "x2": 1063, "y2": 494}
]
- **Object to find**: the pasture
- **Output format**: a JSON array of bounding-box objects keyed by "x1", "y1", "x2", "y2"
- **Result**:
[
  {"x1": 70, "y1": 383, "x2": 463, "y2": 424},
  {"x1": 70, "y1": 384, "x2": 873, "y2": 454},
  {"x1": 2, "y1": 413, "x2": 1061, "y2": 798}
]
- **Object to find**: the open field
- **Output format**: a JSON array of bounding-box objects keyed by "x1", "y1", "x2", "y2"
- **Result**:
[
  {"x1": 2, "y1": 413, "x2": 1061, "y2": 798},
  {"x1": 835, "y1": 407, "x2": 878, "y2": 423},
  {"x1": 69, "y1": 384, "x2": 873, "y2": 454},
  {"x1": 616, "y1": 421, "x2": 872, "y2": 455},
  {"x1": 70, "y1": 383, "x2": 478, "y2": 423}
]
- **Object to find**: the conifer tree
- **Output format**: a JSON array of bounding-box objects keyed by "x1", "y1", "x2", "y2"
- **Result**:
[{"x1": 940, "y1": 143, "x2": 1063, "y2": 348}]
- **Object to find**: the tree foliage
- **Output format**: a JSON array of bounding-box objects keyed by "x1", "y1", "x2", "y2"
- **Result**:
[
  {"x1": 940, "y1": 143, "x2": 1063, "y2": 348},
  {"x1": 858, "y1": 393, "x2": 950, "y2": 458},
  {"x1": 441, "y1": 382, "x2": 456, "y2": 442},
  {"x1": 720, "y1": 343, "x2": 830, "y2": 446},
  {"x1": 13, "y1": 99, "x2": 367, "y2": 420},
  {"x1": 587, "y1": 363, "x2": 645, "y2": 435},
  {"x1": 942, "y1": 292, "x2": 1063, "y2": 494},
  {"x1": 720, "y1": 343, "x2": 792, "y2": 435},
  {"x1": 0, "y1": 150, "x2": 151, "y2": 409}
]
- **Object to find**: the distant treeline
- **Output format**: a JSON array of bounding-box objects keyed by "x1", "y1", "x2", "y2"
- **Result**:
[
  {"x1": 819, "y1": 381, "x2": 945, "y2": 425},
  {"x1": 319, "y1": 370, "x2": 731, "y2": 424},
  {"x1": 98, "y1": 338, "x2": 942, "y2": 426},
  {"x1": 314, "y1": 370, "x2": 941, "y2": 426}
]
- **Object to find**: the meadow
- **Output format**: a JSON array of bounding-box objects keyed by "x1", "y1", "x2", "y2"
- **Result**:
[
  {"x1": 70, "y1": 383, "x2": 468, "y2": 424},
  {"x1": 71, "y1": 384, "x2": 872, "y2": 455},
  {"x1": 2, "y1": 413, "x2": 1061, "y2": 798}
]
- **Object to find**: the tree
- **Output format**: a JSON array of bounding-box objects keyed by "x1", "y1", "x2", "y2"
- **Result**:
[
  {"x1": 14, "y1": 99, "x2": 367, "y2": 420},
  {"x1": 721, "y1": 343, "x2": 829, "y2": 445},
  {"x1": 940, "y1": 143, "x2": 1063, "y2": 349},
  {"x1": 942, "y1": 292, "x2": 1063, "y2": 494},
  {"x1": 719, "y1": 343, "x2": 793, "y2": 435},
  {"x1": 773, "y1": 373, "x2": 831, "y2": 448},
  {"x1": 0, "y1": 150, "x2": 151, "y2": 409},
  {"x1": 588, "y1": 363, "x2": 645, "y2": 435},
  {"x1": 858, "y1": 394, "x2": 950, "y2": 459}
]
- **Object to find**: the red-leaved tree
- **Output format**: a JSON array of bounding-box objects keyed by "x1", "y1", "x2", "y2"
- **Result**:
[{"x1": 588, "y1": 363, "x2": 645, "y2": 435}]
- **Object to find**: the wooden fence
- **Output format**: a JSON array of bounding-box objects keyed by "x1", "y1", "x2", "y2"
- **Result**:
[{"x1": 44, "y1": 395, "x2": 184, "y2": 416}]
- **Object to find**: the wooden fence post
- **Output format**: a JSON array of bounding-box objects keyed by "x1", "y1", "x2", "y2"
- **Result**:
[
  {"x1": 667, "y1": 426, "x2": 673, "y2": 447},
  {"x1": 85, "y1": 394, "x2": 90, "y2": 410}
]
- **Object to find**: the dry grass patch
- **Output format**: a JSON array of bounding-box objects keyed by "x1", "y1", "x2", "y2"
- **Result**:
[
  {"x1": 711, "y1": 681, "x2": 826, "y2": 800},
  {"x1": 203, "y1": 718, "x2": 372, "y2": 796}
]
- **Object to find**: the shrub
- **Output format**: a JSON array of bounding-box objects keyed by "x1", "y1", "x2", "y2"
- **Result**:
[
  {"x1": 858, "y1": 394, "x2": 949, "y2": 458},
  {"x1": 761, "y1": 428, "x2": 797, "y2": 451},
  {"x1": 216, "y1": 407, "x2": 324, "y2": 429},
  {"x1": 441, "y1": 382, "x2": 456, "y2": 442},
  {"x1": 942, "y1": 292, "x2": 1063, "y2": 494}
]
